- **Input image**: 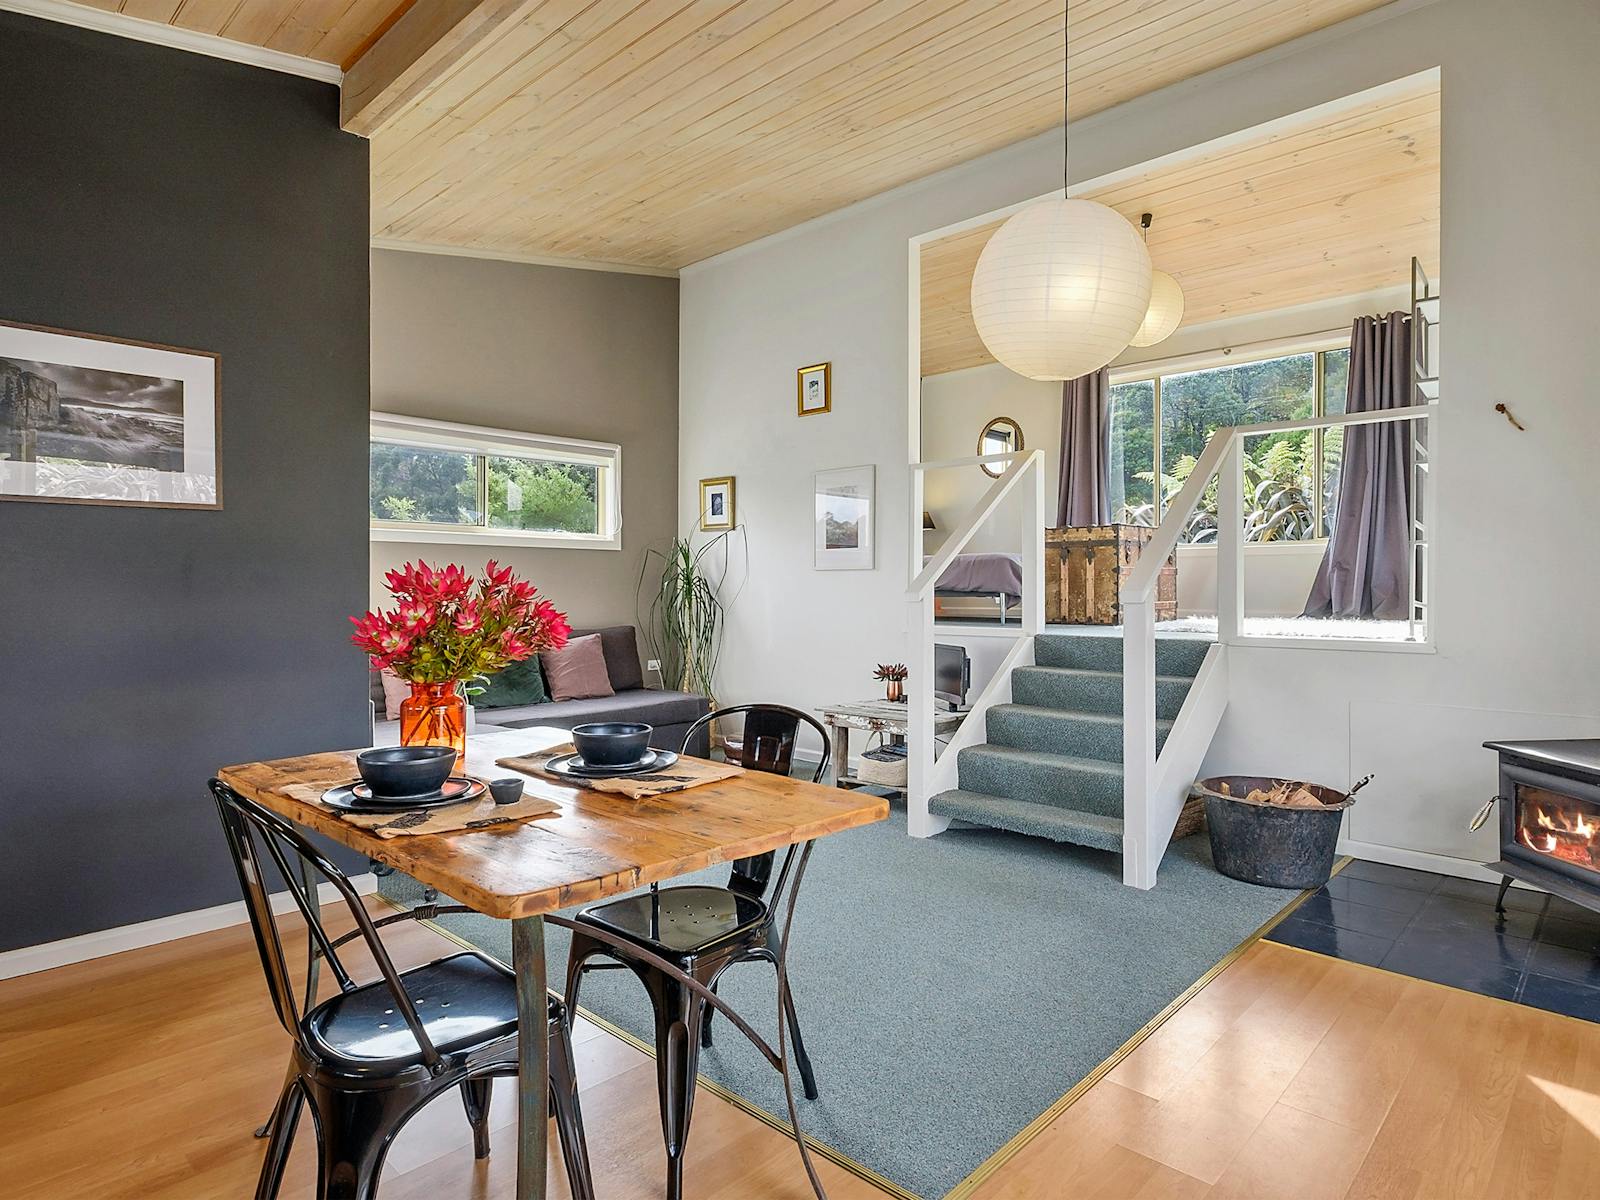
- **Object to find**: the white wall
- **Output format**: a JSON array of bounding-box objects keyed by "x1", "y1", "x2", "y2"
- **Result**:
[
  {"x1": 681, "y1": 0, "x2": 1600, "y2": 876},
  {"x1": 919, "y1": 363, "x2": 1058, "y2": 555}
]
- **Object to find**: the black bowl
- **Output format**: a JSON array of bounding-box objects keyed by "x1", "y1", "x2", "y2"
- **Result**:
[
  {"x1": 356, "y1": 745, "x2": 458, "y2": 797},
  {"x1": 570, "y1": 722, "x2": 653, "y2": 768}
]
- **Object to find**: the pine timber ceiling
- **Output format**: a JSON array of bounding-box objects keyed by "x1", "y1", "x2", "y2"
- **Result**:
[
  {"x1": 74, "y1": 0, "x2": 410, "y2": 66},
  {"x1": 919, "y1": 81, "x2": 1441, "y2": 376},
  {"x1": 79, "y1": 1, "x2": 1404, "y2": 273}
]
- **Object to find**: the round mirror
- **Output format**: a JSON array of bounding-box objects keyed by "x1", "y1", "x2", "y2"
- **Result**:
[{"x1": 977, "y1": 416, "x2": 1024, "y2": 477}]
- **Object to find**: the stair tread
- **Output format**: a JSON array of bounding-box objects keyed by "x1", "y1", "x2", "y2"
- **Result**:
[
  {"x1": 990, "y1": 703, "x2": 1175, "y2": 729},
  {"x1": 930, "y1": 790, "x2": 1125, "y2": 850},
  {"x1": 957, "y1": 744, "x2": 1125, "y2": 775},
  {"x1": 1014, "y1": 665, "x2": 1194, "y2": 684}
]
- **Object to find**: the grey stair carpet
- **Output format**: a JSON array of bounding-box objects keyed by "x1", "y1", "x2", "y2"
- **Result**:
[
  {"x1": 380, "y1": 809, "x2": 1295, "y2": 1199},
  {"x1": 933, "y1": 632, "x2": 1212, "y2": 854}
]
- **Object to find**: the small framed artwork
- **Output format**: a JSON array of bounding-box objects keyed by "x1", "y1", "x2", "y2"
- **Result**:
[
  {"x1": 0, "y1": 320, "x2": 220, "y2": 509},
  {"x1": 699, "y1": 475, "x2": 735, "y2": 531},
  {"x1": 796, "y1": 362, "x2": 831, "y2": 417},
  {"x1": 814, "y1": 464, "x2": 874, "y2": 570}
]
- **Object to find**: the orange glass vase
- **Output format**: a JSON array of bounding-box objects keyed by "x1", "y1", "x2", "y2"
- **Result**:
[{"x1": 399, "y1": 680, "x2": 467, "y2": 758}]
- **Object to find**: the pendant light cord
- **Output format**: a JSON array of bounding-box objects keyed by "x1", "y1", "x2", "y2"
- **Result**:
[{"x1": 1062, "y1": 0, "x2": 1070, "y2": 193}]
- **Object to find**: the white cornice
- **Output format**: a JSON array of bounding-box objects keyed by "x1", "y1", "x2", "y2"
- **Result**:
[
  {"x1": 0, "y1": 0, "x2": 343, "y2": 83},
  {"x1": 370, "y1": 237, "x2": 680, "y2": 280}
]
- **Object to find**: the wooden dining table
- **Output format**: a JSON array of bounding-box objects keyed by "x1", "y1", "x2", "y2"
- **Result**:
[{"x1": 217, "y1": 725, "x2": 887, "y2": 1200}]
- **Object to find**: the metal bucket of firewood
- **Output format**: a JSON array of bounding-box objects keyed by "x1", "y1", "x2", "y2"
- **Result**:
[{"x1": 1194, "y1": 775, "x2": 1371, "y2": 890}]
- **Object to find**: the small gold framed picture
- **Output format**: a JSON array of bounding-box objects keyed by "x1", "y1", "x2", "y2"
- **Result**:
[
  {"x1": 796, "y1": 362, "x2": 831, "y2": 417},
  {"x1": 699, "y1": 476, "x2": 735, "y2": 531}
]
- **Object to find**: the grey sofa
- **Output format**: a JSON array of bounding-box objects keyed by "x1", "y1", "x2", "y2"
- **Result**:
[{"x1": 370, "y1": 625, "x2": 709, "y2": 756}]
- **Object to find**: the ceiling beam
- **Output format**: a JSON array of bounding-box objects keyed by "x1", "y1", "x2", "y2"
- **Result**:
[{"x1": 340, "y1": 0, "x2": 527, "y2": 137}]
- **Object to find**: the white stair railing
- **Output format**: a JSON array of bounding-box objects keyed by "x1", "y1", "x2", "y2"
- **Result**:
[
  {"x1": 905, "y1": 449, "x2": 1045, "y2": 836},
  {"x1": 1120, "y1": 402, "x2": 1434, "y2": 888}
]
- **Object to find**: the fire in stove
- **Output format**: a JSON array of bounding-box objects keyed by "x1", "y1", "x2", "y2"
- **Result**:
[{"x1": 1517, "y1": 785, "x2": 1600, "y2": 872}]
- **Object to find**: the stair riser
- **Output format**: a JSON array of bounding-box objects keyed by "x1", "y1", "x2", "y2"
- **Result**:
[
  {"x1": 956, "y1": 747, "x2": 1124, "y2": 817},
  {"x1": 1011, "y1": 669, "x2": 1191, "y2": 719},
  {"x1": 929, "y1": 792, "x2": 1124, "y2": 852},
  {"x1": 1034, "y1": 635, "x2": 1210, "y2": 677},
  {"x1": 985, "y1": 707, "x2": 1171, "y2": 762}
]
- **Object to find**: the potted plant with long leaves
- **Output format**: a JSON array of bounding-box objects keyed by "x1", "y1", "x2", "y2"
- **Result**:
[{"x1": 638, "y1": 526, "x2": 745, "y2": 724}]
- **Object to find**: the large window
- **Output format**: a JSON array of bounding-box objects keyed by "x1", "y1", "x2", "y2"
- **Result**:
[
  {"x1": 1110, "y1": 343, "x2": 1350, "y2": 543},
  {"x1": 370, "y1": 413, "x2": 620, "y2": 549}
]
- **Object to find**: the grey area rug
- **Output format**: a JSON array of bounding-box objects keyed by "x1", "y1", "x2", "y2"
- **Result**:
[{"x1": 381, "y1": 807, "x2": 1294, "y2": 1198}]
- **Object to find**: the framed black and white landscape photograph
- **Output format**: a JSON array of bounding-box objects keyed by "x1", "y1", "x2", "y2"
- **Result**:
[
  {"x1": 0, "y1": 321, "x2": 219, "y2": 509},
  {"x1": 814, "y1": 464, "x2": 874, "y2": 570}
]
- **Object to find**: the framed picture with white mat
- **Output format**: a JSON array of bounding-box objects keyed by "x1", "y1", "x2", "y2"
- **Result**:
[{"x1": 814, "y1": 464, "x2": 874, "y2": 570}]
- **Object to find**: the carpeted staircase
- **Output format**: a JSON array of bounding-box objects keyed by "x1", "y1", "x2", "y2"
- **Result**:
[{"x1": 929, "y1": 632, "x2": 1211, "y2": 854}]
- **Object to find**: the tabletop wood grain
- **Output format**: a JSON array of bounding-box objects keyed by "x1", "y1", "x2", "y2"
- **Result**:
[{"x1": 217, "y1": 727, "x2": 888, "y2": 919}]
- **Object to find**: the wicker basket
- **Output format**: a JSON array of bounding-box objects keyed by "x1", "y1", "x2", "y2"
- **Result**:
[{"x1": 1169, "y1": 792, "x2": 1207, "y2": 843}]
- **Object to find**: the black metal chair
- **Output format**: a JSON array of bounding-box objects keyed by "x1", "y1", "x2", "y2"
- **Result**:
[
  {"x1": 563, "y1": 704, "x2": 831, "y2": 1200},
  {"x1": 209, "y1": 780, "x2": 594, "y2": 1200}
]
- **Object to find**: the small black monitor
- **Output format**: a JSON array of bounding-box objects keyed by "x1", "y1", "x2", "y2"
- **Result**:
[{"x1": 933, "y1": 642, "x2": 970, "y2": 708}]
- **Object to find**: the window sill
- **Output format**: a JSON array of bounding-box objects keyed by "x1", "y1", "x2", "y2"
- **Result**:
[
  {"x1": 1228, "y1": 634, "x2": 1435, "y2": 654},
  {"x1": 1175, "y1": 541, "x2": 1329, "y2": 554},
  {"x1": 370, "y1": 526, "x2": 621, "y2": 551}
]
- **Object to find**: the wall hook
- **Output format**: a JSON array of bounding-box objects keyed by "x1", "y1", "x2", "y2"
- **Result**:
[{"x1": 1494, "y1": 403, "x2": 1526, "y2": 431}]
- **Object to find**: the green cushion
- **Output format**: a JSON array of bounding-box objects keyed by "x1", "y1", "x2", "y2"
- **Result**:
[{"x1": 477, "y1": 656, "x2": 548, "y2": 708}]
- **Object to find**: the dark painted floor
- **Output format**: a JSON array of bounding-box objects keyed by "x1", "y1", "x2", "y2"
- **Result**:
[{"x1": 1266, "y1": 858, "x2": 1600, "y2": 1022}]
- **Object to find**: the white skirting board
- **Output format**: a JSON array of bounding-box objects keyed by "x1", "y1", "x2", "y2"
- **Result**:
[
  {"x1": 0, "y1": 873, "x2": 377, "y2": 981},
  {"x1": 1334, "y1": 837, "x2": 1542, "y2": 888}
]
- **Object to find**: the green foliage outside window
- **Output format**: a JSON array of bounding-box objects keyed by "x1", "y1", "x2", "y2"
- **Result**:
[
  {"x1": 1110, "y1": 347, "x2": 1350, "y2": 543},
  {"x1": 370, "y1": 442, "x2": 603, "y2": 536}
]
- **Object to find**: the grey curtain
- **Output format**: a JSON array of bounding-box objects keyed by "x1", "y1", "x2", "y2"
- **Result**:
[
  {"x1": 1057, "y1": 368, "x2": 1112, "y2": 526},
  {"x1": 1303, "y1": 311, "x2": 1413, "y2": 619}
]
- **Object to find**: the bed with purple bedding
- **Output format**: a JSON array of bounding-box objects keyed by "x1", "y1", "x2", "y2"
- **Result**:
[{"x1": 933, "y1": 552, "x2": 1024, "y2": 599}]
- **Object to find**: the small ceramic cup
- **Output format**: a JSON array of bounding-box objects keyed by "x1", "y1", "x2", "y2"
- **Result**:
[{"x1": 488, "y1": 777, "x2": 525, "y2": 806}]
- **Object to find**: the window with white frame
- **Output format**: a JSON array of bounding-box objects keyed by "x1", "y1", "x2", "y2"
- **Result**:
[
  {"x1": 369, "y1": 413, "x2": 621, "y2": 549},
  {"x1": 1109, "y1": 339, "x2": 1350, "y2": 543}
]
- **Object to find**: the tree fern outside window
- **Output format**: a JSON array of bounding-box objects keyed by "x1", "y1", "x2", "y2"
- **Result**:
[{"x1": 1109, "y1": 344, "x2": 1351, "y2": 543}]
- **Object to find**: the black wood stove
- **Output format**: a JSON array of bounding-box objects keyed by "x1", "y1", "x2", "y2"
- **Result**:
[{"x1": 1485, "y1": 739, "x2": 1600, "y2": 915}]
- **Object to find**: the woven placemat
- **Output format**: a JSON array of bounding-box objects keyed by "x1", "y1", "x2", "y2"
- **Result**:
[
  {"x1": 283, "y1": 780, "x2": 560, "y2": 839},
  {"x1": 497, "y1": 743, "x2": 742, "y2": 799}
]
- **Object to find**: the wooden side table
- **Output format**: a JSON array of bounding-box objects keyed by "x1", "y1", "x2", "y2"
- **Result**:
[{"x1": 818, "y1": 700, "x2": 964, "y2": 795}]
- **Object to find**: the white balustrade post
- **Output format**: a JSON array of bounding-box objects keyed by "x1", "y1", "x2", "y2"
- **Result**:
[
  {"x1": 1121, "y1": 597, "x2": 1157, "y2": 889},
  {"x1": 1023, "y1": 454, "x2": 1045, "y2": 634},
  {"x1": 1216, "y1": 435, "x2": 1245, "y2": 644},
  {"x1": 907, "y1": 592, "x2": 946, "y2": 837}
]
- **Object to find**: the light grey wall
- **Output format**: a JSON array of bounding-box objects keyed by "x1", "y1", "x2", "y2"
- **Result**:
[
  {"x1": 369, "y1": 250, "x2": 680, "y2": 638},
  {"x1": 680, "y1": 0, "x2": 1600, "y2": 875}
]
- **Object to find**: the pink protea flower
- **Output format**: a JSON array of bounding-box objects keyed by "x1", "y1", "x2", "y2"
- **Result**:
[
  {"x1": 351, "y1": 560, "x2": 568, "y2": 684},
  {"x1": 453, "y1": 600, "x2": 483, "y2": 636}
]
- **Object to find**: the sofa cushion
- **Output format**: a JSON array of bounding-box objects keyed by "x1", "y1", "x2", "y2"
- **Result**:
[
  {"x1": 568, "y1": 626, "x2": 644, "y2": 692},
  {"x1": 540, "y1": 634, "x2": 614, "y2": 702},
  {"x1": 493, "y1": 688, "x2": 707, "y2": 731},
  {"x1": 378, "y1": 669, "x2": 410, "y2": 720},
  {"x1": 478, "y1": 656, "x2": 548, "y2": 708}
]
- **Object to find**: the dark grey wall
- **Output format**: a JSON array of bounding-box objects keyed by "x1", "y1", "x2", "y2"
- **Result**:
[{"x1": 0, "y1": 13, "x2": 371, "y2": 952}]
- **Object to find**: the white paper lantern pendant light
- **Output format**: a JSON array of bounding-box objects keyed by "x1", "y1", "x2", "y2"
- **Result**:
[
  {"x1": 970, "y1": 0, "x2": 1152, "y2": 382},
  {"x1": 1129, "y1": 212, "x2": 1186, "y2": 348}
]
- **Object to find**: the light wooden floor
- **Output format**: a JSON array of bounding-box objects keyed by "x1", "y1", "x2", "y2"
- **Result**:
[
  {"x1": 969, "y1": 940, "x2": 1600, "y2": 1200},
  {"x1": 4, "y1": 912, "x2": 1599, "y2": 1200}
]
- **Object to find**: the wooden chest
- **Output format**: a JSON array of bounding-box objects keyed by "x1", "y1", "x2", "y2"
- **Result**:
[{"x1": 1046, "y1": 525, "x2": 1178, "y2": 625}]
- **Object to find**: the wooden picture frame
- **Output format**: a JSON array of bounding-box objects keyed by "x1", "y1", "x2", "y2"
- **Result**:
[
  {"x1": 0, "y1": 319, "x2": 221, "y2": 509},
  {"x1": 796, "y1": 362, "x2": 831, "y2": 416},
  {"x1": 699, "y1": 475, "x2": 735, "y2": 531}
]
